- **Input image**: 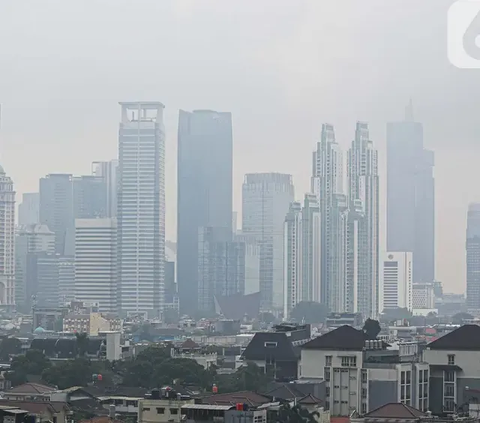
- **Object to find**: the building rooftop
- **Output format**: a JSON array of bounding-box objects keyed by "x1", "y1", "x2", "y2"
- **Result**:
[
  {"x1": 302, "y1": 325, "x2": 366, "y2": 350},
  {"x1": 202, "y1": 391, "x2": 271, "y2": 407},
  {"x1": 363, "y1": 402, "x2": 426, "y2": 419},
  {"x1": 427, "y1": 324, "x2": 480, "y2": 350},
  {"x1": 7, "y1": 382, "x2": 55, "y2": 394}
]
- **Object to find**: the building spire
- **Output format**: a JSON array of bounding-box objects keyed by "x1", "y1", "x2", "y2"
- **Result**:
[{"x1": 405, "y1": 98, "x2": 414, "y2": 122}]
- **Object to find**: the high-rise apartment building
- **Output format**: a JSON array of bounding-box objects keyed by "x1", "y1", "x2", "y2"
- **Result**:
[
  {"x1": 242, "y1": 173, "x2": 294, "y2": 311},
  {"x1": 283, "y1": 195, "x2": 322, "y2": 318},
  {"x1": 39, "y1": 174, "x2": 74, "y2": 256},
  {"x1": 379, "y1": 252, "x2": 413, "y2": 312},
  {"x1": 0, "y1": 166, "x2": 15, "y2": 308},
  {"x1": 312, "y1": 124, "x2": 345, "y2": 311},
  {"x1": 92, "y1": 160, "x2": 118, "y2": 218},
  {"x1": 117, "y1": 102, "x2": 165, "y2": 317},
  {"x1": 15, "y1": 224, "x2": 55, "y2": 311},
  {"x1": 387, "y1": 103, "x2": 435, "y2": 284},
  {"x1": 18, "y1": 193, "x2": 39, "y2": 226},
  {"x1": 75, "y1": 218, "x2": 117, "y2": 312},
  {"x1": 347, "y1": 122, "x2": 379, "y2": 317},
  {"x1": 177, "y1": 110, "x2": 233, "y2": 314},
  {"x1": 466, "y1": 203, "x2": 480, "y2": 312}
]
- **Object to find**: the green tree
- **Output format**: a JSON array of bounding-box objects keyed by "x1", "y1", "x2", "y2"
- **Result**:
[
  {"x1": 0, "y1": 337, "x2": 22, "y2": 360},
  {"x1": 6, "y1": 349, "x2": 51, "y2": 386},
  {"x1": 216, "y1": 363, "x2": 272, "y2": 394},
  {"x1": 258, "y1": 312, "x2": 276, "y2": 325},
  {"x1": 75, "y1": 332, "x2": 89, "y2": 357},
  {"x1": 379, "y1": 307, "x2": 412, "y2": 323},
  {"x1": 276, "y1": 403, "x2": 319, "y2": 423},
  {"x1": 362, "y1": 318, "x2": 381, "y2": 340},
  {"x1": 42, "y1": 358, "x2": 92, "y2": 389},
  {"x1": 291, "y1": 302, "x2": 329, "y2": 324}
]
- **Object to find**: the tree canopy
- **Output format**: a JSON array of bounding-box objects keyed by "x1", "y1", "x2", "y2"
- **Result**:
[
  {"x1": 290, "y1": 302, "x2": 329, "y2": 324},
  {"x1": 379, "y1": 307, "x2": 412, "y2": 323},
  {"x1": 362, "y1": 318, "x2": 381, "y2": 340},
  {"x1": 452, "y1": 312, "x2": 474, "y2": 324}
]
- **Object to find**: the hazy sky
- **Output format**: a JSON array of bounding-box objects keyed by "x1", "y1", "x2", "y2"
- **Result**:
[{"x1": 0, "y1": 0, "x2": 477, "y2": 294}]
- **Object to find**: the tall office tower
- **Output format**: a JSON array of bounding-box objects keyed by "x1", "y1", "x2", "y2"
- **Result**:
[
  {"x1": 284, "y1": 202, "x2": 303, "y2": 317},
  {"x1": 177, "y1": 110, "x2": 233, "y2": 314},
  {"x1": 15, "y1": 224, "x2": 55, "y2": 311},
  {"x1": 35, "y1": 253, "x2": 60, "y2": 307},
  {"x1": 117, "y1": 102, "x2": 165, "y2": 317},
  {"x1": 73, "y1": 175, "x2": 107, "y2": 219},
  {"x1": 197, "y1": 227, "x2": 247, "y2": 312},
  {"x1": 283, "y1": 195, "x2": 322, "y2": 318},
  {"x1": 466, "y1": 203, "x2": 480, "y2": 312},
  {"x1": 92, "y1": 160, "x2": 118, "y2": 218},
  {"x1": 379, "y1": 252, "x2": 413, "y2": 312},
  {"x1": 312, "y1": 124, "x2": 345, "y2": 311},
  {"x1": 0, "y1": 166, "x2": 16, "y2": 308},
  {"x1": 18, "y1": 193, "x2": 39, "y2": 225},
  {"x1": 347, "y1": 122, "x2": 380, "y2": 317},
  {"x1": 344, "y1": 199, "x2": 363, "y2": 313},
  {"x1": 75, "y1": 218, "x2": 117, "y2": 312},
  {"x1": 39, "y1": 174, "x2": 74, "y2": 256},
  {"x1": 234, "y1": 233, "x2": 261, "y2": 295},
  {"x1": 242, "y1": 173, "x2": 295, "y2": 311},
  {"x1": 387, "y1": 102, "x2": 435, "y2": 284},
  {"x1": 58, "y1": 256, "x2": 75, "y2": 305}
]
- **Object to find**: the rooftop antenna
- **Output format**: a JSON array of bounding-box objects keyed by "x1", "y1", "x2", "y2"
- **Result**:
[{"x1": 405, "y1": 98, "x2": 414, "y2": 122}]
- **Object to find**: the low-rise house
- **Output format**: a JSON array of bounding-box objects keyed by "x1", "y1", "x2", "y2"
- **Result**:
[
  {"x1": 4, "y1": 383, "x2": 55, "y2": 402},
  {"x1": 138, "y1": 388, "x2": 194, "y2": 423},
  {"x1": 0, "y1": 399, "x2": 69, "y2": 423},
  {"x1": 241, "y1": 323, "x2": 311, "y2": 380}
]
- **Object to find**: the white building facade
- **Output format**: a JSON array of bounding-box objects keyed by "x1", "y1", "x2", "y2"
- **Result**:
[
  {"x1": 380, "y1": 252, "x2": 413, "y2": 312},
  {"x1": 347, "y1": 122, "x2": 380, "y2": 318},
  {"x1": 311, "y1": 124, "x2": 346, "y2": 312},
  {"x1": 0, "y1": 166, "x2": 15, "y2": 307},
  {"x1": 75, "y1": 218, "x2": 117, "y2": 312},
  {"x1": 117, "y1": 102, "x2": 166, "y2": 317}
]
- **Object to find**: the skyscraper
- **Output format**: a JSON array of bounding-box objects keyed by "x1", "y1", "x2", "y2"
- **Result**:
[
  {"x1": 73, "y1": 175, "x2": 107, "y2": 219},
  {"x1": 347, "y1": 122, "x2": 380, "y2": 317},
  {"x1": 466, "y1": 203, "x2": 480, "y2": 312},
  {"x1": 15, "y1": 224, "x2": 55, "y2": 311},
  {"x1": 379, "y1": 252, "x2": 413, "y2": 312},
  {"x1": 39, "y1": 174, "x2": 74, "y2": 256},
  {"x1": 283, "y1": 194, "x2": 322, "y2": 318},
  {"x1": 311, "y1": 124, "x2": 345, "y2": 311},
  {"x1": 92, "y1": 160, "x2": 118, "y2": 218},
  {"x1": 0, "y1": 166, "x2": 15, "y2": 308},
  {"x1": 18, "y1": 193, "x2": 39, "y2": 225},
  {"x1": 117, "y1": 102, "x2": 165, "y2": 317},
  {"x1": 75, "y1": 218, "x2": 117, "y2": 312},
  {"x1": 242, "y1": 173, "x2": 294, "y2": 311},
  {"x1": 177, "y1": 110, "x2": 233, "y2": 314},
  {"x1": 387, "y1": 103, "x2": 435, "y2": 284}
]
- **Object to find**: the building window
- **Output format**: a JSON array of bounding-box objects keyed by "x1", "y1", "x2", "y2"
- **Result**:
[
  {"x1": 143, "y1": 408, "x2": 150, "y2": 411},
  {"x1": 325, "y1": 355, "x2": 332, "y2": 366},
  {"x1": 326, "y1": 387, "x2": 330, "y2": 397},
  {"x1": 424, "y1": 370, "x2": 428, "y2": 383},
  {"x1": 445, "y1": 383, "x2": 455, "y2": 397},
  {"x1": 156, "y1": 408, "x2": 165, "y2": 414},
  {"x1": 325, "y1": 368, "x2": 331, "y2": 382},
  {"x1": 170, "y1": 409, "x2": 178, "y2": 415},
  {"x1": 361, "y1": 370, "x2": 367, "y2": 383},
  {"x1": 361, "y1": 403, "x2": 367, "y2": 414},
  {"x1": 448, "y1": 354, "x2": 455, "y2": 365},
  {"x1": 362, "y1": 388, "x2": 367, "y2": 399},
  {"x1": 444, "y1": 398, "x2": 455, "y2": 412},
  {"x1": 341, "y1": 356, "x2": 357, "y2": 367},
  {"x1": 264, "y1": 342, "x2": 277, "y2": 348},
  {"x1": 444, "y1": 370, "x2": 455, "y2": 382}
]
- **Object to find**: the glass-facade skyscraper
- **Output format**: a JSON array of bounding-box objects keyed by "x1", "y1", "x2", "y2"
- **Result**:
[{"x1": 177, "y1": 110, "x2": 233, "y2": 314}]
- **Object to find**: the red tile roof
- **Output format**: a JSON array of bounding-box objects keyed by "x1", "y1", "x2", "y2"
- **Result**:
[
  {"x1": 365, "y1": 403, "x2": 426, "y2": 419},
  {"x1": 203, "y1": 391, "x2": 271, "y2": 407}
]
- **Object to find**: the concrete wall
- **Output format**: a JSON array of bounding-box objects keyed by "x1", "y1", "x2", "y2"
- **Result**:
[{"x1": 299, "y1": 349, "x2": 364, "y2": 378}]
